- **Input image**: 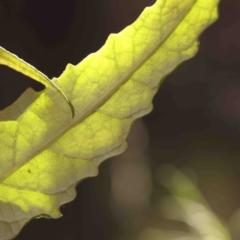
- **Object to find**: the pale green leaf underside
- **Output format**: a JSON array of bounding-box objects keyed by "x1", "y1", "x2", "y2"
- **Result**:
[
  {"x1": 0, "y1": 0, "x2": 219, "y2": 239},
  {"x1": 0, "y1": 46, "x2": 75, "y2": 118}
]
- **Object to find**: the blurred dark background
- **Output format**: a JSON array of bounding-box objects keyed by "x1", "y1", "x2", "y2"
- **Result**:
[{"x1": 1, "y1": 0, "x2": 240, "y2": 239}]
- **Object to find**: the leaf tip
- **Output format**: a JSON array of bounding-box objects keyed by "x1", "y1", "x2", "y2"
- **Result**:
[{"x1": 69, "y1": 100, "x2": 75, "y2": 119}]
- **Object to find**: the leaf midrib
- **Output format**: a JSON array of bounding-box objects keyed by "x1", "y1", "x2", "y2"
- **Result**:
[{"x1": 0, "y1": 0, "x2": 196, "y2": 184}]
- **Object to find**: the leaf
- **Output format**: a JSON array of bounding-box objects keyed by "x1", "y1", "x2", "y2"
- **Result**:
[
  {"x1": 157, "y1": 165, "x2": 232, "y2": 240},
  {"x1": 139, "y1": 166, "x2": 231, "y2": 240},
  {"x1": 139, "y1": 228, "x2": 201, "y2": 240},
  {"x1": 0, "y1": 0, "x2": 219, "y2": 239},
  {"x1": 0, "y1": 46, "x2": 75, "y2": 118}
]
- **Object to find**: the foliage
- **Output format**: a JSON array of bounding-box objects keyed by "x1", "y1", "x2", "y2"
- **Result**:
[
  {"x1": 0, "y1": 0, "x2": 219, "y2": 239},
  {"x1": 0, "y1": 46, "x2": 74, "y2": 117}
]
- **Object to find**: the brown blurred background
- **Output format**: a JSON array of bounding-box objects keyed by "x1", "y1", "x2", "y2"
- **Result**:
[{"x1": 1, "y1": 0, "x2": 240, "y2": 239}]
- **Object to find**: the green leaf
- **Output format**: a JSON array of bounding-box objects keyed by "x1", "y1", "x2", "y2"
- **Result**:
[
  {"x1": 156, "y1": 165, "x2": 232, "y2": 240},
  {"x1": 139, "y1": 166, "x2": 231, "y2": 240},
  {"x1": 0, "y1": 46, "x2": 75, "y2": 118},
  {"x1": 139, "y1": 228, "x2": 201, "y2": 240},
  {"x1": 0, "y1": 0, "x2": 219, "y2": 239}
]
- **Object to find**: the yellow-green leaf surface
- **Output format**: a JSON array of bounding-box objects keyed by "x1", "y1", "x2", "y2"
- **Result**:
[
  {"x1": 0, "y1": 0, "x2": 219, "y2": 239},
  {"x1": 0, "y1": 46, "x2": 74, "y2": 118}
]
